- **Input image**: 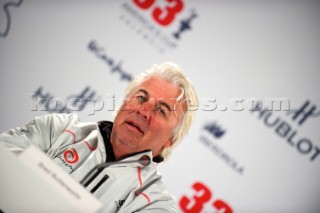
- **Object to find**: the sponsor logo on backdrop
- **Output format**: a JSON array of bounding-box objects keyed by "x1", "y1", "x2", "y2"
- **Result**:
[
  {"x1": 119, "y1": 0, "x2": 198, "y2": 53},
  {"x1": 88, "y1": 40, "x2": 133, "y2": 82},
  {"x1": 204, "y1": 122, "x2": 226, "y2": 138},
  {"x1": 200, "y1": 121, "x2": 245, "y2": 175},
  {"x1": 0, "y1": 0, "x2": 23, "y2": 38},
  {"x1": 251, "y1": 100, "x2": 320, "y2": 163},
  {"x1": 287, "y1": 100, "x2": 320, "y2": 126},
  {"x1": 179, "y1": 181, "x2": 233, "y2": 213},
  {"x1": 31, "y1": 86, "x2": 102, "y2": 115}
]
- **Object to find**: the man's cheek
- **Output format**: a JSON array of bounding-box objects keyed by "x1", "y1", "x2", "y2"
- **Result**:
[{"x1": 121, "y1": 102, "x2": 133, "y2": 111}]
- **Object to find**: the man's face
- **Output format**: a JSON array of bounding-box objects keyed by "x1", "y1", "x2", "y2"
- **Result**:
[{"x1": 110, "y1": 76, "x2": 186, "y2": 159}]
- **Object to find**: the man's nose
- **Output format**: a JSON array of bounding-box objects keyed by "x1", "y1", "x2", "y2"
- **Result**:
[{"x1": 137, "y1": 101, "x2": 152, "y2": 120}]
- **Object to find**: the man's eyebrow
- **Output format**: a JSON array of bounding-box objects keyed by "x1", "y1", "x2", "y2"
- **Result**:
[
  {"x1": 136, "y1": 89, "x2": 149, "y2": 97},
  {"x1": 158, "y1": 101, "x2": 172, "y2": 112}
]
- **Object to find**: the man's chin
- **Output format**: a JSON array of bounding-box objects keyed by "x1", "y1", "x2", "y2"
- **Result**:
[{"x1": 117, "y1": 138, "x2": 140, "y2": 149}]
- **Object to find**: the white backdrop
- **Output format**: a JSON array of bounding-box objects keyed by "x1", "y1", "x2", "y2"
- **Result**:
[{"x1": 1, "y1": 0, "x2": 320, "y2": 212}]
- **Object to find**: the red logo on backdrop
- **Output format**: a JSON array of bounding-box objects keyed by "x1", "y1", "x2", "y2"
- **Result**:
[
  {"x1": 179, "y1": 182, "x2": 233, "y2": 213},
  {"x1": 63, "y1": 148, "x2": 79, "y2": 164},
  {"x1": 133, "y1": 0, "x2": 184, "y2": 26},
  {"x1": 120, "y1": 0, "x2": 198, "y2": 53}
]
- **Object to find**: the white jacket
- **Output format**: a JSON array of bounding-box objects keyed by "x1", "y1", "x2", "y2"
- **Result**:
[{"x1": 0, "y1": 113, "x2": 178, "y2": 212}]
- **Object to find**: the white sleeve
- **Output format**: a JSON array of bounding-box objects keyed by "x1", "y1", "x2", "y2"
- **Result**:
[{"x1": 0, "y1": 113, "x2": 79, "y2": 154}]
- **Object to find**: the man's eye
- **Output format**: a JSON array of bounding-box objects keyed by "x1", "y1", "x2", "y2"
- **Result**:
[
  {"x1": 136, "y1": 95, "x2": 147, "y2": 103},
  {"x1": 158, "y1": 107, "x2": 167, "y2": 116}
]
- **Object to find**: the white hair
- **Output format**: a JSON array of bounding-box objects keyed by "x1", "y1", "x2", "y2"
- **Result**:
[{"x1": 124, "y1": 62, "x2": 198, "y2": 161}]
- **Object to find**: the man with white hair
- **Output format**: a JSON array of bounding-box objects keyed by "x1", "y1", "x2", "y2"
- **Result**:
[{"x1": 0, "y1": 62, "x2": 198, "y2": 212}]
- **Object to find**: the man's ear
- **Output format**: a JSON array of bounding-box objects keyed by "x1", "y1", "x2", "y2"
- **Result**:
[{"x1": 163, "y1": 138, "x2": 174, "y2": 149}]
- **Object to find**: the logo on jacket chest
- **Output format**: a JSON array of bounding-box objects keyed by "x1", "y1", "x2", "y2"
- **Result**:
[
  {"x1": 115, "y1": 199, "x2": 126, "y2": 210},
  {"x1": 56, "y1": 155, "x2": 74, "y2": 171},
  {"x1": 63, "y1": 148, "x2": 79, "y2": 164},
  {"x1": 55, "y1": 148, "x2": 80, "y2": 172}
]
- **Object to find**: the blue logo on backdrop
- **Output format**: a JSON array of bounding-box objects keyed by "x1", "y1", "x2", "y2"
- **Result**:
[
  {"x1": 204, "y1": 122, "x2": 226, "y2": 139},
  {"x1": 88, "y1": 40, "x2": 133, "y2": 82},
  {"x1": 200, "y1": 121, "x2": 245, "y2": 175},
  {"x1": 0, "y1": 0, "x2": 23, "y2": 38},
  {"x1": 287, "y1": 100, "x2": 320, "y2": 126},
  {"x1": 31, "y1": 86, "x2": 102, "y2": 115},
  {"x1": 173, "y1": 9, "x2": 198, "y2": 40},
  {"x1": 250, "y1": 100, "x2": 320, "y2": 163}
]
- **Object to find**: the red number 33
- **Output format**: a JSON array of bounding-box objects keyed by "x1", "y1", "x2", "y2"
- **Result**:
[
  {"x1": 133, "y1": 0, "x2": 184, "y2": 26},
  {"x1": 152, "y1": 0, "x2": 183, "y2": 26},
  {"x1": 179, "y1": 182, "x2": 233, "y2": 213}
]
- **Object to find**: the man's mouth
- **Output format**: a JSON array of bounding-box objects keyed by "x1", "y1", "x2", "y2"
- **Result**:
[{"x1": 126, "y1": 121, "x2": 144, "y2": 135}]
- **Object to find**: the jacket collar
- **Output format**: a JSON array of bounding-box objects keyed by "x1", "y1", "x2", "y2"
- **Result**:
[{"x1": 98, "y1": 121, "x2": 115, "y2": 162}]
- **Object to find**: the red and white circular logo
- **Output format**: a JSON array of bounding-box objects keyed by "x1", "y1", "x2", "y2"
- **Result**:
[{"x1": 63, "y1": 148, "x2": 79, "y2": 164}]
